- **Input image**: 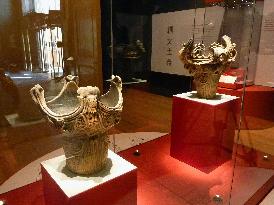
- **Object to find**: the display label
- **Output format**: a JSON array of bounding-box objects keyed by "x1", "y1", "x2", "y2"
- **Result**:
[{"x1": 219, "y1": 75, "x2": 237, "y2": 84}]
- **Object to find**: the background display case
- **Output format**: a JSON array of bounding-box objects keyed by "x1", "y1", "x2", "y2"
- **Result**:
[{"x1": 0, "y1": 0, "x2": 273, "y2": 205}]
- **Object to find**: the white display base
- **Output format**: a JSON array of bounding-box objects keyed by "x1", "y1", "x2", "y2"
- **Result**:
[
  {"x1": 260, "y1": 189, "x2": 274, "y2": 205},
  {"x1": 174, "y1": 91, "x2": 238, "y2": 106},
  {"x1": 42, "y1": 150, "x2": 137, "y2": 205},
  {"x1": 42, "y1": 150, "x2": 136, "y2": 197}
]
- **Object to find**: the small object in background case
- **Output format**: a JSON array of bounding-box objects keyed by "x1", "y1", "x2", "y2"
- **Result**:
[{"x1": 218, "y1": 67, "x2": 254, "y2": 89}]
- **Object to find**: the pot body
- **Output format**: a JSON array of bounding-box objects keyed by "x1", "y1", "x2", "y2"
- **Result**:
[
  {"x1": 194, "y1": 72, "x2": 221, "y2": 99},
  {"x1": 63, "y1": 132, "x2": 108, "y2": 175}
]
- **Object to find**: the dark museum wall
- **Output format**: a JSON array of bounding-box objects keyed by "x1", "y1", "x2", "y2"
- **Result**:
[
  {"x1": 110, "y1": 0, "x2": 205, "y2": 14},
  {"x1": 101, "y1": 0, "x2": 112, "y2": 82},
  {"x1": 100, "y1": 0, "x2": 206, "y2": 95},
  {"x1": 0, "y1": 0, "x2": 24, "y2": 70}
]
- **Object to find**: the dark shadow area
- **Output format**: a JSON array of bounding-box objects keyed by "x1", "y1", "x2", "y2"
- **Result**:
[
  {"x1": 61, "y1": 158, "x2": 113, "y2": 179},
  {"x1": 188, "y1": 92, "x2": 222, "y2": 100}
]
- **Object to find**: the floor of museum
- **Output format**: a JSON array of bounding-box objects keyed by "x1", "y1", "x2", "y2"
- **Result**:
[{"x1": 0, "y1": 83, "x2": 274, "y2": 204}]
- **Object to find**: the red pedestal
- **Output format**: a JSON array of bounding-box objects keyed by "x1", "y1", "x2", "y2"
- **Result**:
[
  {"x1": 218, "y1": 85, "x2": 274, "y2": 130},
  {"x1": 42, "y1": 150, "x2": 137, "y2": 205},
  {"x1": 170, "y1": 92, "x2": 239, "y2": 173}
]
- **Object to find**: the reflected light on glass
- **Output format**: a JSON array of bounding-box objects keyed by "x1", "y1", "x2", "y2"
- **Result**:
[
  {"x1": 263, "y1": 155, "x2": 270, "y2": 161},
  {"x1": 213, "y1": 194, "x2": 223, "y2": 204},
  {"x1": 10, "y1": 76, "x2": 32, "y2": 79}
]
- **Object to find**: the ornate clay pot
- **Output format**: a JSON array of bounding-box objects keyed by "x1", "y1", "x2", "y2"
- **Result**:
[
  {"x1": 179, "y1": 35, "x2": 237, "y2": 99},
  {"x1": 30, "y1": 75, "x2": 123, "y2": 175}
]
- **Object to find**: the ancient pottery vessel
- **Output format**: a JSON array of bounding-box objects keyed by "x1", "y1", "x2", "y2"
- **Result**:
[
  {"x1": 179, "y1": 35, "x2": 237, "y2": 99},
  {"x1": 30, "y1": 75, "x2": 123, "y2": 175}
]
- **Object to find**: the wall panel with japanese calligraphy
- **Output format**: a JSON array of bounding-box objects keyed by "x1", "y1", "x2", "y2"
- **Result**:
[
  {"x1": 255, "y1": 0, "x2": 274, "y2": 87},
  {"x1": 151, "y1": 6, "x2": 224, "y2": 76}
]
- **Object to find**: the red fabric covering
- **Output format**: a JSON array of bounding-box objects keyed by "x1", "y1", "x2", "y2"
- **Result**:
[
  {"x1": 0, "y1": 136, "x2": 220, "y2": 205},
  {"x1": 0, "y1": 181, "x2": 44, "y2": 205},
  {"x1": 0, "y1": 135, "x2": 273, "y2": 205}
]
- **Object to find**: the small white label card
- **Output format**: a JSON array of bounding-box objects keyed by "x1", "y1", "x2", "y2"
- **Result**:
[{"x1": 219, "y1": 75, "x2": 237, "y2": 84}]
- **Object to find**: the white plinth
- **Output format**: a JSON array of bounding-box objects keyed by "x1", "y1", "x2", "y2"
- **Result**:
[
  {"x1": 42, "y1": 150, "x2": 137, "y2": 205},
  {"x1": 174, "y1": 91, "x2": 238, "y2": 106}
]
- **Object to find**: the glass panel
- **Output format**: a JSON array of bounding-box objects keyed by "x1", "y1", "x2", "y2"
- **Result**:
[
  {"x1": 0, "y1": 0, "x2": 64, "y2": 191},
  {"x1": 229, "y1": 0, "x2": 274, "y2": 204},
  {"x1": 0, "y1": 0, "x2": 272, "y2": 205},
  {"x1": 172, "y1": 1, "x2": 242, "y2": 204},
  {"x1": 110, "y1": 1, "x2": 148, "y2": 84},
  {"x1": 0, "y1": 0, "x2": 104, "y2": 194},
  {"x1": 110, "y1": 0, "x2": 241, "y2": 204}
]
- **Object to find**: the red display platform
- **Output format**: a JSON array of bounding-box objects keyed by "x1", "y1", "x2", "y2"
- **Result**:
[
  {"x1": 217, "y1": 85, "x2": 274, "y2": 130},
  {"x1": 170, "y1": 92, "x2": 239, "y2": 173},
  {"x1": 42, "y1": 150, "x2": 137, "y2": 205},
  {"x1": 0, "y1": 135, "x2": 273, "y2": 205}
]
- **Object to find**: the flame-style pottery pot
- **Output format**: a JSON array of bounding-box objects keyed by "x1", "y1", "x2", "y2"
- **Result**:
[
  {"x1": 179, "y1": 35, "x2": 237, "y2": 99},
  {"x1": 30, "y1": 75, "x2": 123, "y2": 175}
]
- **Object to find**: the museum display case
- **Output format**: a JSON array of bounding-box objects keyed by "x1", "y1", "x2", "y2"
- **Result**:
[{"x1": 0, "y1": 0, "x2": 273, "y2": 205}]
